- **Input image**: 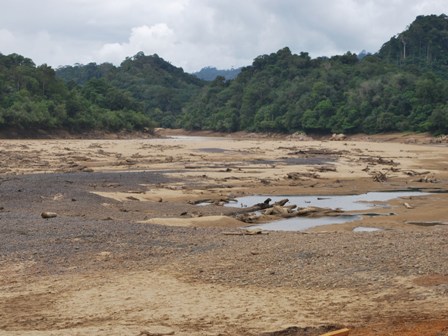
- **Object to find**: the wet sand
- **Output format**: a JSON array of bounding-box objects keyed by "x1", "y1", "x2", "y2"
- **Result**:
[{"x1": 0, "y1": 131, "x2": 447, "y2": 335}]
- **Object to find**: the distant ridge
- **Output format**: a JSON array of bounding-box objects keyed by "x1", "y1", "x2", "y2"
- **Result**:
[{"x1": 192, "y1": 66, "x2": 242, "y2": 81}]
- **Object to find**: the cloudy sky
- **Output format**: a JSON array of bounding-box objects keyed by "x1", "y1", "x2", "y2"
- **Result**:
[{"x1": 0, "y1": 0, "x2": 445, "y2": 72}]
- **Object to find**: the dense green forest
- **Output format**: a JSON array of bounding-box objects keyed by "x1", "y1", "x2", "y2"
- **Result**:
[
  {"x1": 56, "y1": 52, "x2": 204, "y2": 128},
  {"x1": 0, "y1": 14, "x2": 447, "y2": 135},
  {"x1": 0, "y1": 53, "x2": 158, "y2": 133},
  {"x1": 182, "y1": 14, "x2": 448, "y2": 135}
]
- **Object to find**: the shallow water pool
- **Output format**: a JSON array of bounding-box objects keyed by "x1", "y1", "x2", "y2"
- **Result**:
[{"x1": 227, "y1": 191, "x2": 430, "y2": 231}]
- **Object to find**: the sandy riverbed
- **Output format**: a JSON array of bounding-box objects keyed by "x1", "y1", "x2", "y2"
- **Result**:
[{"x1": 0, "y1": 131, "x2": 447, "y2": 335}]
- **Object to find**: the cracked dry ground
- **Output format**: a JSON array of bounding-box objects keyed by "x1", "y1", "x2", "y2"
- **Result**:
[{"x1": 0, "y1": 134, "x2": 448, "y2": 335}]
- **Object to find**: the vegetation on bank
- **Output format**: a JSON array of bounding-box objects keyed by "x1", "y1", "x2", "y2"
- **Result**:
[
  {"x1": 0, "y1": 14, "x2": 447, "y2": 135},
  {"x1": 0, "y1": 53, "x2": 155, "y2": 133}
]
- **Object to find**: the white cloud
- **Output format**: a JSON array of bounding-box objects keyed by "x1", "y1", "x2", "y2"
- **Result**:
[
  {"x1": 96, "y1": 24, "x2": 176, "y2": 64},
  {"x1": 0, "y1": 0, "x2": 446, "y2": 71},
  {"x1": 0, "y1": 29, "x2": 16, "y2": 56}
]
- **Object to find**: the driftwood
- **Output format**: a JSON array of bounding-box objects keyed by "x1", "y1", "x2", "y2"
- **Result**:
[
  {"x1": 188, "y1": 197, "x2": 237, "y2": 205},
  {"x1": 184, "y1": 164, "x2": 236, "y2": 170},
  {"x1": 179, "y1": 211, "x2": 203, "y2": 218},
  {"x1": 229, "y1": 202, "x2": 273, "y2": 216},
  {"x1": 405, "y1": 221, "x2": 448, "y2": 226},
  {"x1": 287, "y1": 172, "x2": 320, "y2": 180},
  {"x1": 370, "y1": 171, "x2": 388, "y2": 182},
  {"x1": 235, "y1": 199, "x2": 291, "y2": 220},
  {"x1": 330, "y1": 133, "x2": 347, "y2": 141},
  {"x1": 222, "y1": 228, "x2": 268, "y2": 236},
  {"x1": 288, "y1": 149, "x2": 345, "y2": 156},
  {"x1": 264, "y1": 205, "x2": 291, "y2": 216},
  {"x1": 430, "y1": 135, "x2": 448, "y2": 143},
  {"x1": 126, "y1": 190, "x2": 145, "y2": 194},
  {"x1": 295, "y1": 206, "x2": 343, "y2": 217},
  {"x1": 189, "y1": 197, "x2": 345, "y2": 224},
  {"x1": 403, "y1": 170, "x2": 430, "y2": 176},
  {"x1": 345, "y1": 212, "x2": 395, "y2": 217},
  {"x1": 236, "y1": 213, "x2": 262, "y2": 223},
  {"x1": 226, "y1": 193, "x2": 345, "y2": 222},
  {"x1": 262, "y1": 205, "x2": 343, "y2": 219},
  {"x1": 414, "y1": 175, "x2": 438, "y2": 183},
  {"x1": 314, "y1": 165, "x2": 337, "y2": 172},
  {"x1": 360, "y1": 156, "x2": 399, "y2": 166},
  {"x1": 274, "y1": 199, "x2": 289, "y2": 206},
  {"x1": 283, "y1": 205, "x2": 297, "y2": 212}
]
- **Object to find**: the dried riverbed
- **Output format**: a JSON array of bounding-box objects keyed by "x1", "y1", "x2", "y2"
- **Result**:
[{"x1": 0, "y1": 131, "x2": 448, "y2": 335}]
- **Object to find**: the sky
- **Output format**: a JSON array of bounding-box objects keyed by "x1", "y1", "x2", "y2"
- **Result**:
[{"x1": 0, "y1": 0, "x2": 446, "y2": 72}]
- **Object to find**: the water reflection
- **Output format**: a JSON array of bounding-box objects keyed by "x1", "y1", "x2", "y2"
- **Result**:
[
  {"x1": 249, "y1": 215, "x2": 362, "y2": 231},
  {"x1": 226, "y1": 191, "x2": 430, "y2": 212}
]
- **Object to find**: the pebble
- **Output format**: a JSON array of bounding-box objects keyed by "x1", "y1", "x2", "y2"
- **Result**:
[{"x1": 41, "y1": 212, "x2": 58, "y2": 219}]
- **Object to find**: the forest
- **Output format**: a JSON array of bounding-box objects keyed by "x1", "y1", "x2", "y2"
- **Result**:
[
  {"x1": 0, "y1": 14, "x2": 447, "y2": 135},
  {"x1": 181, "y1": 14, "x2": 448, "y2": 135},
  {"x1": 0, "y1": 53, "x2": 156, "y2": 134}
]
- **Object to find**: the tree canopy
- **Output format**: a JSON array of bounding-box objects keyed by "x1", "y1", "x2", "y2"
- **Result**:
[
  {"x1": 57, "y1": 52, "x2": 204, "y2": 128},
  {"x1": 1, "y1": 14, "x2": 447, "y2": 136},
  {"x1": 182, "y1": 15, "x2": 448, "y2": 135},
  {"x1": 0, "y1": 53, "x2": 155, "y2": 133}
]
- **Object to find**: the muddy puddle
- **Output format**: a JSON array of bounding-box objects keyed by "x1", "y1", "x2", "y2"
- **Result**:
[{"x1": 226, "y1": 191, "x2": 430, "y2": 231}]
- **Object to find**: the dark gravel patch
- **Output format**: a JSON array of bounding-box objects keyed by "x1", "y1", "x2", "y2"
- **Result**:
[
  {"x1": 0, "y1": 171, "x2": 223, "y2": 275},
  {"x1": 1, "y1": 171, "x2": 448, "y2": 298}
]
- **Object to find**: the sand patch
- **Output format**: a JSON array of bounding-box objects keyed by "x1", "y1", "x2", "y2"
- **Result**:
[
  {"x1": 1, "y1": 268, "x2": 446, "y2": 336},
  {"x1": 141, "y1": 215, "x2": 244, "y2": 228},
  {"x1": 92, "y1": 188, "x2": 198, "y2": 203}
]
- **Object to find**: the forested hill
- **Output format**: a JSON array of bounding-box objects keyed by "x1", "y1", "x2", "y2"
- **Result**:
[
  {"x1": 56, "y1": 52, "x2": 205, "y2": 128},
  {"x1": 181, "y1": 14, "x2": 448, "y2": 135},
  {"x1": 1, "y1": 14, "x2": 447, "y2": 136},
  {"x1": 379, "y1": 14, "x2": 448, "y2": 69},
  {"x1": 0, "y1": 53, "x2": 155, "y2": 134}
]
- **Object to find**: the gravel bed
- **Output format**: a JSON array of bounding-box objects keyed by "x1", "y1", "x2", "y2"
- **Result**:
[{"x1": 1, "y1": 171, "x2": 447, "y2": 295}]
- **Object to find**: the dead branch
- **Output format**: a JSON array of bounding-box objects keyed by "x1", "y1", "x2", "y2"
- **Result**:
[
  {"x1": 287, "y1": 172, "x2": 320, "y2": 180},
  {"x1": 370, "y1": 171, "x2": 388, "y2": 182}
]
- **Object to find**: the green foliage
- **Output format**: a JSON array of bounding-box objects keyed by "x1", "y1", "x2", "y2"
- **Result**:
[
  {"x1": 378, "y1": 14, "x2": 448, "y2": 71},
  {"x1": 183, "y1": 15, "x2": 448, "y2": 135},
  {"x1": 0, "y1": 52, "x2": 155, "y2": 133},
  {"x1": 1, "y1": 15, "x2": 448, "y2": 136},
  {"x1": 57, "y1": 52, "x2": 204, "y2": 128},
  {"x1": 428, "y1": 104, "x2": 448, "y2": 134}
]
